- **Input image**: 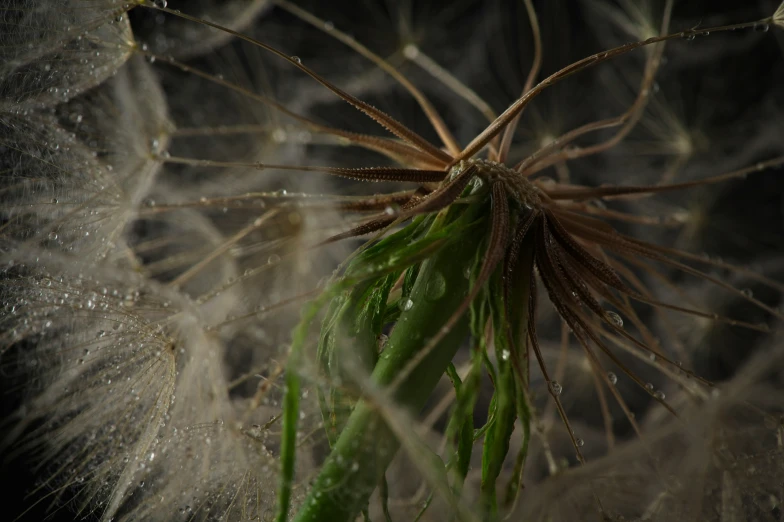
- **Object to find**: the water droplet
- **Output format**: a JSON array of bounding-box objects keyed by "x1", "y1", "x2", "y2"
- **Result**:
[
  {"x1": 606, "y1": 311, "x2": 623, "y2": 327},
  {"x1": 272, "y1": 128, "x2": 287, "y2": 143},
  {"x1": 549, "y1": 381, "x2": 563, "y2": 396},
  {"x1": 291, "y1": 56, "x2": 302, "y2": 64},
  {"x1": 500, "y1": 349, "x2": 510, "y2": 361},
  {"x1": 741, "y1": 288, "x2": 754, "y2": 298},
  {"x1": 754, "y1": 23, "x2": 770, "y2": 33},
  {"x1": 425, "y1": 271, "x2": 446, "y2": 301},
  {"x1": 645, "y1": 383, "x2": 654, "y2": 391},
  {"x1": 401, "y1": 298, "x2": 414, "y2": 311},
  {"x1": 323, "y1": 21, "x2": 335, "y2": 31},
  {"x1": 403, "y1": 44, "x2": 419, "y2": 60},
  {"x1": 576, "y1": 438, "x2": 585, "y2": 447},
  {"x1": 654, "y1": 390, "x2": 666, "y2": 400},
  {"x1": 607, "y1": 372, "x2": 617, "y2": 385}
]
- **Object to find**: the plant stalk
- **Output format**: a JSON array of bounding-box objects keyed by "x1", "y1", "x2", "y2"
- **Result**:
[{"x1": 292, "y1": 214, "x2": 485, "y2": 522}]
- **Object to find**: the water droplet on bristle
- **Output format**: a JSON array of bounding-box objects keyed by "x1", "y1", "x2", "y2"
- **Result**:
[{"x1": 607, "y1": 311, "x2": 623, "y2": 327}]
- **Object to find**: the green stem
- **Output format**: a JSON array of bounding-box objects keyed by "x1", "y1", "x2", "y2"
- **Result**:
[{"x1": 292, "y1": 213, "x2": 484, "y2": 522}]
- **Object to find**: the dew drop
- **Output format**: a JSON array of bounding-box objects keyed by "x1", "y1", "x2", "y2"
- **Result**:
[
  {"x1": 272, "y1": 128, "x2": 287, "y2": 143},
  {"x1": 549, "y1": 381, "x2": 563, "y2": 396},
  {"x1": 654, "y1": 390, "x2": 666, "y2": 400},
  {"x1": 291, "y1": 56, "x2": 302, "y2": 64},
  {"x1": 401, "y1": 298, "x2": 414, "y2": 311},
  {"x1": 607, "y1": 372, "x2": 617, "y2": 385},
  {"x1": 425, "y1": 271, "x2": 446, "y2": 301},
  {"x1": 606, "y1": 311, "x2": 623, "y2": 327},
  {"x1": 576, "y1": 438, "x2": 585, "y2": 447},
  {"x1": 500, "y1": 349, "x2": 510, "y2": 361},
  {"x1": 403, "y1": 44, "x2": 419, "y2": 60},
  {"x1": 754, "y1": 23, "x2": 770, "y2": 33},
  {"x1": 741, "y1": 288, "x2": 754, "y2": 298},
  {"x1": 645, "y1": 383, "x2": 654, "y2": 391}
]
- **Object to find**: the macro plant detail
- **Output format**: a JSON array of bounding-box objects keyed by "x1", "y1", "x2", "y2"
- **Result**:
[{"x1": 2, "y1": 1, "x2": 784, "y2": 522}]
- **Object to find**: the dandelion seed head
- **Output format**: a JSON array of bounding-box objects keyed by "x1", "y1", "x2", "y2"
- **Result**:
[
  {"x1": 0, "y1": 0, "x2": 134, "y2": 111},
  {"x1": 775, "y1": 2, "x2": 784, "y2": 30},
  {"x1": 3, "y1": 1, "x2": 784, "y2": 521}
]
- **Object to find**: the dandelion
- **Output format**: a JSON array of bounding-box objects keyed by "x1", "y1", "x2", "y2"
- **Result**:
[
  {"x1": 2, "y1": 1, "x2": 784, "y2": 522},
  {"x1": 775, "y1": 2, "x2": 784, "y2": 30}
]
